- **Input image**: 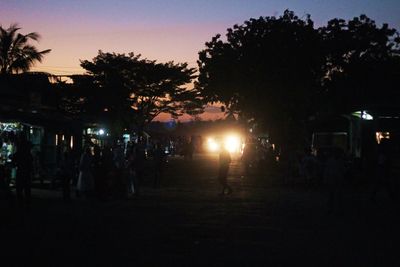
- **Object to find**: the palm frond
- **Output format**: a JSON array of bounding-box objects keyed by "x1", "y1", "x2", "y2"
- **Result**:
[{"x1": 0, "y1": 24, "x2": 50, "y2": 74}]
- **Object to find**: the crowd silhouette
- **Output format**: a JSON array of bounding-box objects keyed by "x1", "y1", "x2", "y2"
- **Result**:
[{"x1": 0, "y1": 132, "x2": 399, "y2": 215}]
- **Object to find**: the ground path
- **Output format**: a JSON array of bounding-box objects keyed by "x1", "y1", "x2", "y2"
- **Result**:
[{"x1": 1, "y1": 153, "x2": 399, "y2": 266}]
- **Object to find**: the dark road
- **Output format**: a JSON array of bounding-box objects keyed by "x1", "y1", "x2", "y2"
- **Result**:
[{"x1": 2, "y1": 153, "x2": 399, "y2": 266}]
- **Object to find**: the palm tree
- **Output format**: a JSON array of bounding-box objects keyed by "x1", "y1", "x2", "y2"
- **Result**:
[{"x1": 0, "y1": 23, "x2": 51, "y2": 75}]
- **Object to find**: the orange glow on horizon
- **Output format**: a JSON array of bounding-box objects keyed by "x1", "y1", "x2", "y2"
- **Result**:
[{"x1": 154, "y1": 109, "x2": 225, "y2": 122}]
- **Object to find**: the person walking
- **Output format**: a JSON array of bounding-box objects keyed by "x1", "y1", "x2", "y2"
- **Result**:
[
  {"x1": 13, "y1": 139, "x2": 33, "y2": 209},
  {"x1": 218, "y1": 146, "x2": 232, "y2": 195}
]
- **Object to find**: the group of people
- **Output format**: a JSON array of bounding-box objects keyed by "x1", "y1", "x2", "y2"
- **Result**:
[
  {"x1": 71, "y1": 139, "x2": 167, "y2": 200},
  {"x1": 1, "y1": 136, "x2": 169, "y2": 207},
  {"x1": 0, "y1": 137, "x2": 34, "y2": 209},
  {"x1": 284, "y1": 140, "x2": 399, "y2": 213},
  {"x1": 3, "y1": 133, "x2": 398, "y2": 213},
  {"x1": 241, "y1": 142, "x2": 276, "y2": 175}
]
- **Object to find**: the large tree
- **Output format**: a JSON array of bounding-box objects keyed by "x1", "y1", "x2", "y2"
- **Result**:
[
  {"x1": 320, "y1": 15, "x2": 400, "y2": 114},
  {"x1": 197, "y1": 10, "x2": 324, "y2": 147},
  {"x1": 0, "y1": 24, "x2": 51, "y2": 75},
  {"x1": 76, "y1": 51, "x2": 202, "y2": 135}
]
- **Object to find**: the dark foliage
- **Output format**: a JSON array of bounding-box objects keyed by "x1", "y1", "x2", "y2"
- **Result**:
[
  {"x1": 60, "y1": 51, "x2": 204, "y2": 135},
  {"x1": 197, "y1": 10, "x2": 324, "y2": 146},
  {"x1": 0, "y1": 24, "x2": 50, "y2": 75},
  {"x1": 197, "y1": 10, "x2": 400, "y2": 147}
]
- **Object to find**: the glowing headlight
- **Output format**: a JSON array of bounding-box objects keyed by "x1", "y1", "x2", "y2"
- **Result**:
[
  {"x1": 224, "y1": 135, "x2": 241, "y2": 153},
  {"x1": 207, "y1": 138, "x2": 220, "y2": 152}
]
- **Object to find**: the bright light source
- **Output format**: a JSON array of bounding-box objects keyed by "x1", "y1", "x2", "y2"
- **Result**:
[
  {"x1": 206, "y1": 134, "x2": 243, "y2": 153},
  {"x1": 224, "y1": 135, "x2": 241, "y2": 153},
  {"x1": 123, "y1": 134, "x2": 130, "y2": 141},
  {"x1": 376, "y1": 132, "x2": 390, "y2": 144},
  {"x1": 207, "y1": 138, "x2": 220, "y2": 152},
  {"x1": 99, "y1": 129, "x2": 105, "y2": 135},
  {"x1": 361, "y1": 111, "x2": 373, "y2": 120},
  {"x1": 352, "y1": 110, "x2": 373, "y2": 120}
]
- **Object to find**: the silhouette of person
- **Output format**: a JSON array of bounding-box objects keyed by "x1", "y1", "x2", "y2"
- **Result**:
[
  {"x1": 125, "y1": 144, "x2": 136, "y2": 196},
  {"x1": 323, "y1": 147, "x2": 346, "y2": 214},
  {"x1": 242, "y1": 143, "x2": 255, "y2": 175},
  {"x1": 13, "y1": 139, "x2": 33, "y2": 208},
  {"x1": 77, "y1": 146, "x2": 94, "y2": 198},
  {"x1": 302, "y1": 148, "x2": 316, "y2": 185},
  {"x1": 188, "y1": 139, "x2": 194, "y2": 160},
  {"x1": 113, "y1": 140, "x2": 125, "y2": 198},
  {"x1": 100, "y1": 146, "x2": 113, "y2": 200},
  {"x1": 153, "y1": 142, "x2": 166, "y2": 188},
  {"x1": 134, "y1": 138, "x2": 147, "y2": 195},
  {"x1": 218, "y1": 146, "x2": 232, "y2": 195},
  {"x1": 183, "y1": 139, "x2": 194, "y2": 160},
  {"x1": 370, "y1": 139, "x2": 395, "y2": 203},
  {"x1": 60, "y1": 148, "x2": 74, "y2": 200},
  {"x1": 0, "y1": 158, "x2": 6, "y2": 195},
  {"x1": 1, "y1": 139, "x2": 14, "y2": 207},
  {"x1": 92, "y1": 145, "x2": 102, "y2": 199}
]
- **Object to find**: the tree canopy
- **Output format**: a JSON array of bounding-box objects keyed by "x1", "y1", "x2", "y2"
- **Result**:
[
  {"x1": 320, "y1": 15, "x2": 400, "y2": 114},
  {"x1": 197, "y1": 10, "x2": 324, "y2": 145},
  {"x1": 0, "y1": 24, "x2": 51, "y2": 75},
  {"x1": 197, "y1": 10, "x2": 400, "y2": 146},
  {"x1": 70, "y1": 51, "x2": 202, "y2": 135}
]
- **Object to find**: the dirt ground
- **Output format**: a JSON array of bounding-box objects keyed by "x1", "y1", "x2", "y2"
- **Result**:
[{"x1": 1, "y1": 153, "x2": 399, "y2": 266}]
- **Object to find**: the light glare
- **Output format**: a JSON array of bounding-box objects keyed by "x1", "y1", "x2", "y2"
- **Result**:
[
  {"x1": 207, "y1": 138, "x2": 220, "y2": 152},
  {"x1": 224, "y1": 135, "x2": 241, "y2": 153}
]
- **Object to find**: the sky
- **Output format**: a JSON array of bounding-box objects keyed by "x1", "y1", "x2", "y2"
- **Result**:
[{"x1": 1, "y1": 0, "x2": 400, "y2": 121}]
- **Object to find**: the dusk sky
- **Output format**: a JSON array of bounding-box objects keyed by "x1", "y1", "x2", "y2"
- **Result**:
[{"x1": 1, "y1": 0, "x2": 400, "y2": 121}]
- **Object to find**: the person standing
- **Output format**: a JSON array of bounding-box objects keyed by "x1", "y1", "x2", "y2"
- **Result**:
[
  {"x1": 13, "y1": 139, "x2": 33, "y2": 208},
  {"x1": 153, "y1": 142, "x2": 166, "y2": 188},
  {"x1": 60, "y1": 148, "x2": 74, "y2": 200},
  {"x1": 100, "y1": 146, "x2": 113, "y2": 200},
  {"x1": 218, "y1": 146, "x2": 232, "y2": 195},
  {"x1": 112, "y1": 141, "x2": 125, "y2": 198},
  {"x1": 77, "y1": 146, "x2": 94, "y2": 198},
  {"x1": 370, "y1": 139, "x2": 395, "y2": 203},
  {"x1": 92, "y1": 145, "x2": 102, "y2": 199},
  {"x1": 125, "y1": 144, "x2": 136, "y2": 196},
  {"x1": 134, "y1": 138, "x2": 147, "y2": 196},
  {"x1": 242, "y1": 143, "x2": 255, "y2": 175},
  {"x1": 323, "y1": 148, "x2": 346, "y2": 214}
]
